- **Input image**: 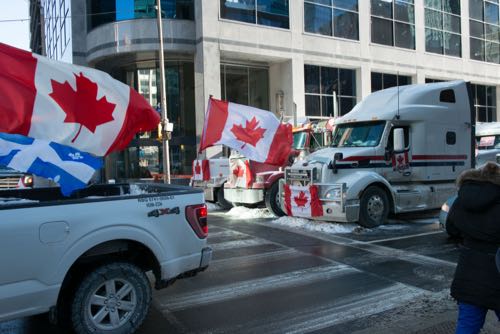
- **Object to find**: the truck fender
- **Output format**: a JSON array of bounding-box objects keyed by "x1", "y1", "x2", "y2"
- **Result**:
[
  {"x1": 264, "y1": 171, "x2": 285, "y2": 188},
  {"x1": 50, "y1": 225, "x2": 166, "y2": 286},
  {"x1": 345, "y1": 173, "x2": 396, "y2": 213}
]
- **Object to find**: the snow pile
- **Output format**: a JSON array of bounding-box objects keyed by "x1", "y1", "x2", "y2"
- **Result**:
[
  {"x1": 224, "y1": 206, "x2": 276, "y2": 219},
  {"x1": 271, "y1": 216, "x2": 358, "y2": 234},
  {"x1": 205, "y1": 202, "x2": 223, "y2": 212}
]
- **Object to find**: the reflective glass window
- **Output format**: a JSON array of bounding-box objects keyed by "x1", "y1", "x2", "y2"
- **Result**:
[
  {"x1": 371, "y1": 72, "x2": 412, "y2": 93},
  {"x1": 305, "y1": 65, "x2": 357, "y2": 118},
  {"x1": 472, "y1": 84, "x2": 497, "y2": 122},
  {"x1": 304, "y1": 3, "x2": 333, "y2": 35},
  {"x1": 425, "y1": 0, "x2": 461, "y2": 57},
  {"x1": 221, "y1": 64, "x2": 270, "y2": 110},
  {"x1": 304, "y1": 0, "x2": 359, "y2": 40},
  {"x1": 221, "y1": 0, "x2": 290, "y2": 28},
  {"x1": 371, "y1": 0, "x2": 415, "y2": 49},
  {"x1": 88, "y1": 0, "x2": 194, "y2": 31},
  {"x1": 469, "y1": 0, "x2": 500, "y2": 64}
]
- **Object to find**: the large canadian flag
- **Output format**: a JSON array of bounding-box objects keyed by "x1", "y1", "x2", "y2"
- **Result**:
[
  {"x1": 199, "y1": 97, "x2": 292, "y2": 166},
  {"x1": 0, "y1": 43, "x2": 160, "y2": 156},
  {"x1": 283, "y1": 184, "x2": 323, "y2": 218}
]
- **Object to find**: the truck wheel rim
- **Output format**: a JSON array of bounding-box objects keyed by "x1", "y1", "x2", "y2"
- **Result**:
[
  {"x1": 367, "y1": 195, "x2": 384, "y2": 221},
  {"x1": 87, "y1": 278, "x2": 137, "y2": 330}
]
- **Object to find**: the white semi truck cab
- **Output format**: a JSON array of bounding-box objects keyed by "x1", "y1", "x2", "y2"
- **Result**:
[{"x1": 280, "y1": 81, "x2": 475, "y2": 227}]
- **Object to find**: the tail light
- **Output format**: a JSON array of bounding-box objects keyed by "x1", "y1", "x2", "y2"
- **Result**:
[{"x1": 185, "y1": 204, "x2": 208, "y2": 239}]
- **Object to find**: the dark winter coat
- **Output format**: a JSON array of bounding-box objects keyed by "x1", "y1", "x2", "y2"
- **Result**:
[{"x1": 447, "y1": 162, "x2": 500, "y2": 310}]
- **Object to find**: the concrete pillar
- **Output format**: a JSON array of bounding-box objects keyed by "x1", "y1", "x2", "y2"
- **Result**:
[
  {"x1": 290, "y1": 55, "x2": 305, "y2": 119},
  {"x1": 359, "y1": 64, "x2": 371, "y2": 98},
  {"x1": 496, "y1": 85, "x2": 500, "y2": 122}
]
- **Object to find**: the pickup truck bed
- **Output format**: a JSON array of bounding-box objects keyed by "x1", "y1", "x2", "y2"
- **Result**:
[{"x1": 0, "y1": 183, "x2": 211, "y2": 334}]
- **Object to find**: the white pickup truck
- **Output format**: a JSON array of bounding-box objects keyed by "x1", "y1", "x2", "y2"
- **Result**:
[{"x1": 0, "y1": 183, "x2": 212, "y2": 334}]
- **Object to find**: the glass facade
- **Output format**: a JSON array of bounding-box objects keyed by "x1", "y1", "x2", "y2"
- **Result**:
[
  {"x1": 88, "y1": 0, "x2": 194, "y2": 31},
  {"x1": 469, "y1": 0, "x2": 500, "y2": 63},
  {"x1": 220, "y1": 0, "x2": 290, "y2": 29},
  {"x1": 220, "y1": 64, "x2": 270, "y2": 110},
  {"x1": 371, "y1": 72, "x2": 411, "y2": 92},
  {"x1": 304, "y1": 65, "x2": 357, "y2": 118},
  {"x1": 304, "y1": 0, "x2": 359, "y2": 40},
  {"x1": 371, "y1": 0, "x2": 416, "y2": 49},
  {"x1": 104, "y1": 61, "x2": 196, "y2": 181},
  {"x1": 471, "y1": 83, "x2": 497, "y2": 122},
  {"x1": 42, "y1": 0, "x2": 72, "y2": 61},
  {"x1": 425, "y1": 0, "x2": 461, "y2": 57}
]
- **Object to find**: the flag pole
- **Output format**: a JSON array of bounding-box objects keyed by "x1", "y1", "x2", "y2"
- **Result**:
[{"x1": 156, "y1": 0, "x2": 171, "y2": 184}]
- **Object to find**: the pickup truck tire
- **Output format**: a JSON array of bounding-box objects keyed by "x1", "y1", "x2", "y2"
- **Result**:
[
  {"x1": 265, "y1": 181, "x2": 285, "y2": 217},
  {"x1": 71, "y1": 262, "x2": 152, "y2": 334},
  {"x1": 217, "y1": 186, "x2": 233, "y2": 209},
  {"x1": 358, "y1": 186, "x2": 389, "y2": 228}
]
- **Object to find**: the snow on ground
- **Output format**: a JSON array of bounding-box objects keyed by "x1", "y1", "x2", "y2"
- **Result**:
[
  {"x1": 224, "y1": 206, "x2": 276, "y2": 219},
  {"x1": 205, "y1": 202, "x2": 223, "y2": 212},
  {"x1": 270, "y1": 216, "x2": 359, "y2": 234},
  {"x1": 0, "y1": 197, "x2": 39, "y2": 205}
]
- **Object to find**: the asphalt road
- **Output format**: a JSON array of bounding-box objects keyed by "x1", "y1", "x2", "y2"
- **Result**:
[{"x1": 1, "y1": 210, "x2": 498, "y2": 333}]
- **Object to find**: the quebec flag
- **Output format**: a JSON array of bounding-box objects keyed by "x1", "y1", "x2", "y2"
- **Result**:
[{"x1": 0, "y1": 133, "x2": 103, "y2": 196}]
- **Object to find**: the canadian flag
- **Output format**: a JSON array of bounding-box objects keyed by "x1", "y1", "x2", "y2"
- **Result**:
[
  {"x1": 392, "y1": 151, "x2": 410, "y2": 172},
  {"x1": 199, "y1": 97, "x2": 292, "y2": 166},
  {"x1": 284, "y1": 184, "x2": 323, "y2": 218},
  {"x1": 192, "y1": 159, "x2": 210, "y2": 181},
  {"x1": 229, "y1": 158, "x2": 253, "y2": 188},
  {"x1": 0, "y1": 43, "x2": 160, "y2": 156}
]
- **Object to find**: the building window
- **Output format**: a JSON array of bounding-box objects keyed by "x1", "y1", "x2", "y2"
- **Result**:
[
  {"x1": 89, "y1": 0, "x2": 195, "y2": 31},
  {"x1": 304, "y1": 0, "x2": 359, "y2": 40},
  {"x1": 469, "y1": 0, "x2": 500, "y2": 64},
  {"x1": 371, "y1": 72, "x2": 411, "y2": 92},
  {"x1": 425, "y1": 78, "x2": 447, "y2": 83},
  {"x1": 471, "y1": 84, "x2": 497, "y2": 122},
  {"x1": 220, "y1": 64, "x2": 270, "y2": 110},
  {"x1": 371, "y1": 0, "x2": 415, "y2": 49},
  {"x1": 220, "y1": 0, "x2": 290, "y2": 29},
  {"x1": 425, "y1": 0, "x2": 461, "y2": 57},
  {"x1": 304, "y1": 64, "x2": 357, "y2": 118}
]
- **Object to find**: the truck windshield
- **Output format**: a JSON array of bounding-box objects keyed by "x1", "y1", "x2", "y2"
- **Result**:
[
  {"x1": 476, "y1": 135, "x2": 500, "y2": 150},
  {"x1": 331, "y1": 121, "x2": 386, "y2": 147},
  {"x1": 293, "y1": 132, "x2": 308, "y2": 150}
]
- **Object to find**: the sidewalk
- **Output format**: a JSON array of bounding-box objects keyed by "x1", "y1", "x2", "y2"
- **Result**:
[{"x1": 351, "y1": 290, "x2": 498, "y2": 334}]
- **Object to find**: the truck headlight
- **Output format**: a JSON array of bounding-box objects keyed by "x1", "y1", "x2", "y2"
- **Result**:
[{"x1": 325, "y1": 188, "x2": 342, "y2": 200}]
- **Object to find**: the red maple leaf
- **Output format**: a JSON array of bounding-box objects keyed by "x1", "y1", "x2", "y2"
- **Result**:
[
  {"x1": 194, "y1": 161, "x2": 201, "y2": 174},
  {"x1": 230, "y1": 117, "x2": 266, "y2": 149},
  {"x1": 294, "y1": 191, "x2": 309, "y2": 207},
  {"x1": 233, "y1": 166, "x2": 245, "y2": 177},
  {"x1": 49, "y1": 72, "x2": 116, "y2": 143}
]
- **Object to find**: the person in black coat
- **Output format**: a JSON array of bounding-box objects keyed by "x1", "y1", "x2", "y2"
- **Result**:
[{"x1": 446, "y1": 162, "x2": 500, "y2": 333}]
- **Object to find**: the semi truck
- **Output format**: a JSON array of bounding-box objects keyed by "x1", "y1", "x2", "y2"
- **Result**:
[
  {"x1": 190, "y1": 157, "x2": 232, "y2": 208},
  {"x1": 280, "y1": 81, "x2": 475, "y2": 227},
  {"x1": 224, "y1": 120, "x2": 334, "y2": 216}
]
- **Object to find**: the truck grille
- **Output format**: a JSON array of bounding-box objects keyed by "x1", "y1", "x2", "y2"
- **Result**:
[
  {"x1": 0, "y1": 177, "x2": 21, "y2": 189},
  {"x1": 285, "y1": 168, "x2": 316, "y2": 186}
]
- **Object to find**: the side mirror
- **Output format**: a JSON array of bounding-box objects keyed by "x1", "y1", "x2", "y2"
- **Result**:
[
  {"x1": 393, "y1": 128, "x2": 405, "y2": 153},
  {"x1": 328, "y1": 152, "x2": 344, "y2": 173}
]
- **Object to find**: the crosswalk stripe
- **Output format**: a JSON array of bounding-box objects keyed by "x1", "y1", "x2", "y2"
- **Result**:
[
  {"x1": 210, "y1": 248, "x2": 303, "y2": 271},
  {"x1": 209, "y1": 238, "x2": 274, "y2": 251},
  {"x1": 158, "y1": 264, "x2": 355, "y2": 311},
  {"x1": 223, "y1": 283, "x2": 426, "y2": 334}
]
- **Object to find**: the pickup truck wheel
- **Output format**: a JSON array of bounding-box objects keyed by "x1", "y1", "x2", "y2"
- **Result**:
[
  {"x1": 358, "y1": 186, "x2": 389, "y2": 228},
  {"x1": 216, "y1": 186, "x2": 233, "y2": 209},
  {"x1": 71, "y1": 262, "x2": 151, "y2": 334},
  {"x1": 265, "y1": 181, "x2": 285, "y2": 217}
]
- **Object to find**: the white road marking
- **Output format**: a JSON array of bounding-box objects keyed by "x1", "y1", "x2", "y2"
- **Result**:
[
  {"x1": 209, "y1": 238, "x2": 273, "y2": 251},
  {"x1": 210, "y1": 248, "x2": 303, "y2": 271},
  {"x1": 158, "y1": 264, "x2": 356, "y2": 311},
  {"x1": 365, "y1": 230, "x2": 445, "y2": 244},
  {"x1": 223, "y1": 283, "x2": 426, "y2": 334}
]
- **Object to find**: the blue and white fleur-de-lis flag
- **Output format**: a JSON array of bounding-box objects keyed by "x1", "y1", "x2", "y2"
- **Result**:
[{"x1": 0, "y1": 132, "x2": 103, "y2": 196}]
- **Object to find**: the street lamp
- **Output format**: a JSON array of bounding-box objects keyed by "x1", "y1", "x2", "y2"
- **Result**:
[{"x1": 156, "y1": 0, "x2": 172, "y2": 184}]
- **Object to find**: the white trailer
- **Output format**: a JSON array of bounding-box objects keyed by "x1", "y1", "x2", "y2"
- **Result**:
[{"x1": 280, "y1": 81, "x2": 475, "y2": 227}]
